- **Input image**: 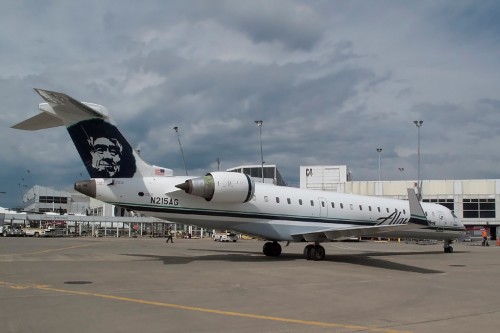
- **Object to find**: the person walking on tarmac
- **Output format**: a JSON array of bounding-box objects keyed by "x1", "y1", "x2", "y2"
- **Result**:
[
  {"x1": 482, "y1": 228, "x2": 489, "y2": 246},
  {"x1": 165, "y1": 227, "x2": 174, "y2": 243}
]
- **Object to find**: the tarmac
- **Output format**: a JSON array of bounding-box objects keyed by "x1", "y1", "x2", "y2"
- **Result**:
[{"x1": 0, "y1": 236, "x2": 499, "y2": 333}]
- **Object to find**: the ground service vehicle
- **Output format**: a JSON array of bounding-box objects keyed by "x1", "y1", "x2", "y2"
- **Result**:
[
  {"x1": 213, "y1": 232, "x2": 238, "y2": 242},
  {"x1": 2, "y1": 225, "x2": 25, "y2": 237}
]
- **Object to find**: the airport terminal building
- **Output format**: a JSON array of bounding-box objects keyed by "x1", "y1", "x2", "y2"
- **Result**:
[
  {"x1": 2, "y1": 185, "x2": 174, "y2": 237},
  {"x1": 300, "y1": 165, "x2": 499, "y2": 240}
]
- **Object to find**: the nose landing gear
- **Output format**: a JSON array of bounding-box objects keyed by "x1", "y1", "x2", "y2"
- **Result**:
[{"x1": 444, "y1": 239, "x2": 454, "y2": 253}]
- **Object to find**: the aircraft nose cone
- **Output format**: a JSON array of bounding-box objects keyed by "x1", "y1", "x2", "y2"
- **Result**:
[{"x1": 74, "y1": 180, "x2": 96, "y2": 198}]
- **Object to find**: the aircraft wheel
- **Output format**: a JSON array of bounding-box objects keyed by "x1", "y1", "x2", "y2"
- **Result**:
[
  {"x1": 270, "y1": 242, "x2": 282, "y2": 257},
  {"x1": 303, "y1": 244, "x2": 314, "y2": 260},
  {"x1": 263, "y1": 242, "x2": 273, "y2": 256},
  {"x1": 310, "y1": 245, "x2": 326, "y2": 261},
  {"x1": 263, "y1": 242, "x2": 282, "y2": 257}
]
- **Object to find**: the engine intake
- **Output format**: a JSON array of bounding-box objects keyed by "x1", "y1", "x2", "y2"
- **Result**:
[{"x1": 176, "y1": 172, "x2": 255, "y2": 203}]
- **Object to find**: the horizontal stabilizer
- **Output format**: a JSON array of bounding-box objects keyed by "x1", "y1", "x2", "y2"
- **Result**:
[
  {"x1": 34, "y1": 88, "x2": 106, "y2": 120},
  {"x1": 12, "y1": 89, "x2": 110, "y2": 131},
  {"x1": 11, "y1": 110, "x2": 63, "y2": 130}
]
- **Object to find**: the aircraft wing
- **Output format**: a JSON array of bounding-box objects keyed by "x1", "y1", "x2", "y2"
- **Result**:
[
  {"x1": 292, "y1": 223, "x2": 417, "y2": 242},
  {"x1": 293, "y1": 188, "x2": 429, "y2": 242}
]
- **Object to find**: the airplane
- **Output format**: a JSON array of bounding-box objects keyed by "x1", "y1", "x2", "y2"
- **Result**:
[{"x1": 12, "y1": 89, "x2": 465, "y2": 260}]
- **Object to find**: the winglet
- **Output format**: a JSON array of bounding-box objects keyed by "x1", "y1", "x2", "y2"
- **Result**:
[{"x1": 407, "y1": 188, "x2": 428, "y2": 226}]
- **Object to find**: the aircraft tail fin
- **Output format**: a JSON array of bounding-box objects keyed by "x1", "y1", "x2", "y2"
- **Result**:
[{"x1": 12, "y1": 89, "x2": 173, "y2": 179}]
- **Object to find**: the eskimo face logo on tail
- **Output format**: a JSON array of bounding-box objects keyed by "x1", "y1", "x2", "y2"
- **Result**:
[
  {"x1": 68, "y1": 119, "x2": 137, "y2": 178},
  {"x1": 88, "y1": 136, "x2": 123, "y2": 177}
]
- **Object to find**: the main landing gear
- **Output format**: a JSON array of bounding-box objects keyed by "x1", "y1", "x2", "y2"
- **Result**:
[
  {"x1": 262, "y1": 241, "x2": 326, "y2": 261},
  {"x1": 303, "y1": 243, "x2": 326, "y2": 261},
  {"x1": 443, "y1": 239, "x2": 454, "y2": 253},
  {"x1": 263, "y1": 241, "x2": 282, "y2": 257}
]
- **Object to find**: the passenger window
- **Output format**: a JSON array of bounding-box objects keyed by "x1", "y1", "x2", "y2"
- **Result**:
[
  {"x1": 350, "y1": 204, "x2": 354, "y2": 210},
  {"x1": 403, "y1": 209, "x2": 406, "y2": 214},
  {"x1": 287, "y1": 198, "x2": 291, "y2": 204},
  {"x1": 368, "y1": 206, "x2": 372, "y2": 211},
  {"x1": 377, "y1": 207, "x2": 381, "y2": 212},
  {"x1": 386, "y1": 208, "x2": 389, "y2": 213},
  {"x1": 359, "y1": 205, "x2": 362, "y2": 211},
  {"x1": 264, "y1": 196, "x2": 269, "y2": 203},
  {"x1": 340, "y1": 203, "x2": 344, "y2": 209},
  {"x1": 321, "y1": 201, "x2": 325, "y2": 207},
  {"x1": 331, "y1": 202, "x2": 335, "y2": 208},
  {"x1": 276, "y1": 197, "x2": 280, "y2": 203},
  {"x1": 310, "y1": 200, "x2": 314, "y2": 206},
  {"x1": 299, "y1": 199, "x2": 303, "y2": 205}
]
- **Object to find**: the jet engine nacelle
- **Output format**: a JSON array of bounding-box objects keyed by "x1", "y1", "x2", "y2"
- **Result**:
[{"x1": 176, "y1": 172, "x2": 255, "y2": 203}]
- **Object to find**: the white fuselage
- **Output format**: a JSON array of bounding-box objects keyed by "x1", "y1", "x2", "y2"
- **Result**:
[{"x1": 88, "y1": 176, "x2": 464, "y2": 242}]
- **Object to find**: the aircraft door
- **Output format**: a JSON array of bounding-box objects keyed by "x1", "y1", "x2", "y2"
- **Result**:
[
  {"x1": 438, "y1": 211, "x2": 447, "y2": 226},
  {"x1": 319, "y1": 197, "x2": 328, "y2": 218}
]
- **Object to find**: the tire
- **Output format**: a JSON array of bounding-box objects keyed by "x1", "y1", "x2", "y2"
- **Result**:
[
  {"x1": 263, "y1": 242, "x2": 281, "y2": 257},
  {"x1": 310, "y1": 245, "x2": 326, "y2": 261},
  {"x1": 303, "y1": 244, "x2": 314, "y2": 260},
  {"x1": 270, "y1": 243, "x2": 282, "y2": 257},
  {"x1": 263, "y1": 242, "x2": 273, "y2": 256}
]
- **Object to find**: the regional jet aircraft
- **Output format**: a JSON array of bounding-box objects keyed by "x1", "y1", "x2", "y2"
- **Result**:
[{"x1": 12, "y1": 89, "x2": 465, "y2": 260}]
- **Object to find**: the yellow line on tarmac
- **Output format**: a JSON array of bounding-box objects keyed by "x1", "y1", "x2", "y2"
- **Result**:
[
  {"x1": 0, "y1": 243, "x2": 95, "y2": 256},
  {"x1": 0, "y1": 281, "x2": 410, "y2": 333}
]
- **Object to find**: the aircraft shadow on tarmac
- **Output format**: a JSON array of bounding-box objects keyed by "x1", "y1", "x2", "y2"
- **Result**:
[{"x1": 122, "y1": 249, "x2": 448, "y2": 274}]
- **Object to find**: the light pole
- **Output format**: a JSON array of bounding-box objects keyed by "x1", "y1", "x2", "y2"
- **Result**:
[
  {"x1": 398, "y1": 167, "x2": 405, "y2": 180},
  {"x1": 376, "y1": 148, "x2": 382, "y2": 182},
  {"x1": 255, "y1": 120, "x2": 264, "y2": 183},
  {"x1": 173, "y1": 126, "x2": 188, "y2": 176},
  {"x1": 413, "y1": 120, "x2": 423, "y2": 200}
]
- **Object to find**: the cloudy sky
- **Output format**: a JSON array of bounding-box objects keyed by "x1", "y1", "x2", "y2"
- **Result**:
[{"x1": 1, "y1": 0, "x2": 499, "y2": 208}]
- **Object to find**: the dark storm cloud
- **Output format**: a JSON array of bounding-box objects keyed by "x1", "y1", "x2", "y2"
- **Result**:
[
  {"x1": 1, "y1": 1, "x2": 500, "y2": 207},
  {"x1": 215, "y1": 1, "x2": 326, "y2": 50}
]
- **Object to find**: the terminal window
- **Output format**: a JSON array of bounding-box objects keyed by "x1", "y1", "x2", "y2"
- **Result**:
[
  {"x1": 462, "y1": 199, "x2": 495, "y2": 218},
  {"x1": 423, "y1": 198, "x2": 454, "y2": 213},
  {"x1": 39, "y1": 196, "x2": 68, "y2": 204}
]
